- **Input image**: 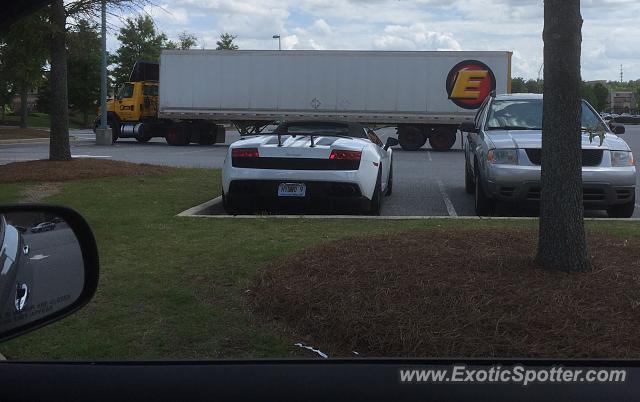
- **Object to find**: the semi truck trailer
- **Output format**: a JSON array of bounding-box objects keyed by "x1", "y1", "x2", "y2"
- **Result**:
[{"x1": 99, "y1": 50, "x2": 512, "y2": 150}]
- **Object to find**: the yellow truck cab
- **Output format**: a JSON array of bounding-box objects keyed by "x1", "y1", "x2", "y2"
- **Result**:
[{"x1": 95, "y1": 61, "x2": 225, "y2": 146}]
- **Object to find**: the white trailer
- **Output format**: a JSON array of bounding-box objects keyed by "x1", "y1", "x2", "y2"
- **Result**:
[{"x1": 159, "y1": 50, "x2": 512, "y2": 150}]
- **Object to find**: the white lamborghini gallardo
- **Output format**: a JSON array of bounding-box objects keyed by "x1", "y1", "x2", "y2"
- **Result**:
[{"x1": 222, "y1": 121, "x2": 397, "y2": 215}]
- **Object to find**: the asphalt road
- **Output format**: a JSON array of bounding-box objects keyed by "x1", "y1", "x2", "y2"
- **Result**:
[{"x1": 2, "y1": 126, "x2": 640, "y2": 217}]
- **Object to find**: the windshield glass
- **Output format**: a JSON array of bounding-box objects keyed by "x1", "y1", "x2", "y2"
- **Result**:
[
  {"x1": 117, "y1": 83, "x2": 134, "y2": 99},
  {"x1": 486, "y1": 99, "x2": 607, "y2": 131}
]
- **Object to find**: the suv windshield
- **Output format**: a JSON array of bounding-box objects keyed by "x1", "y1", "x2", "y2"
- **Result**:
[{"x1": 486, "y1": 99, "x2": 606, "y2": 131}]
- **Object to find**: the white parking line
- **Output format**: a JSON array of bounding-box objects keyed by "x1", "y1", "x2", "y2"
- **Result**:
[
  {"x1": 427, "y1": 151, "x2": 433, "y2": 162},
  {"x1": 436, "y1": 179, "x2": 458, "y2": 217},
  {"x1": 72, "y1": 155, "x2": 112, "y2": 158}
]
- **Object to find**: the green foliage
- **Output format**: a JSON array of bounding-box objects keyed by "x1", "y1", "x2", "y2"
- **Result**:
[
  {"x1": 65, "y1": 19, "x2": 101, "y2": 124},
  {"x1": 178, "y1": 31, "x2": 198, "y2": 50},
  {"x1": 525, "y1": 79, "x2": 543, "y2": 94},
  {"x1": 0, "y1": 12, "x2": 49, "y2": 123},
  {"x1": 592, "y1": 83, "x2": 609, "y2": 112},
  {"x1": 216, "y1": 33, "x2": 239, "y2": 50},
  {"x1": 110, "y1": 15, "x2": 174, "y2": 85},
  {"x1": 511, "y1": 77, "x2": 526, "y2": 93},
  {"x1": 580, "y1": 82, "x2": 597, "y2": 109}
]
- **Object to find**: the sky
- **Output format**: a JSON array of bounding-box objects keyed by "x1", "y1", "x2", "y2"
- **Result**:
[{"x1": 106, "y1": 0, "x2": 640, "y2": 81}]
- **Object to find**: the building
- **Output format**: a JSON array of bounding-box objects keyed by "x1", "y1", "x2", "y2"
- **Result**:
[
  {"x1": 610, "y1": 91, "x2": 637, "y2": 114},
  {"x1": 11, "y1": 89, "x2": 39, "y2": 114}
]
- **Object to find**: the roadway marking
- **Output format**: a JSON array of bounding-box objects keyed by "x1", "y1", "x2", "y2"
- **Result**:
[
  {"x1": 436, "y1": 179, "x2": 458, "y2": 217},
  {"x1": 72, "y1": 155, "x2": 112, "y2": 158},
  {"x1": 29, "y1": 254, "x2": 49, "y2": 261},
  {"x1": 176, "y1": 149, "x2": 214, "y2": 155},
  {"x1": 427, "y1": 151, "x2": 433, "y2": 162}
]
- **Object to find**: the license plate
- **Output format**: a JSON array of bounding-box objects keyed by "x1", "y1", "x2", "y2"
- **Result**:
[{"x1": 278, "y1": 183, "x2": 306, "y2": 197}]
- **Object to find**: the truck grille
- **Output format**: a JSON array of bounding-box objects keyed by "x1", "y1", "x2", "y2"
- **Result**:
[
  {"x1": 232, "y1": 157, "x2": 360, "y2": 170},
  {"x1": 525, "y1": 149, "x2": 603, "y2": 166}
]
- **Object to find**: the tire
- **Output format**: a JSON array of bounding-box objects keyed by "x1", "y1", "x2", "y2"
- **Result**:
[
  {"x1": 607, "y1": 194, "x2": 635, "y2": 218},
  {"x1": 198, "y1": 133, "x2": 215, "y2": 145},
  {"x1": 222, "y1": 192, "x2": 238, "y2": 215},
  {"x1": 474, "y1": 168, "x2": 495, "y2": 216},
  {"x1": 165, "y1": 123, "x2": 190, "y2": 146},
  {"x1": 367, "y1": 169, "x2": 383, "y2": 215},
  {"x1": 398, "y1": 126, "x2": 426, "y2": 151},
  {"x1": 465, "y1": 158, "x2": 475, "y2": 194},
  {"x1": 385, "y1": 161, "x2": 393, "y2": 196},
  {"x1": 429, "y1": 128, "x2": 457, "y2": 151}
]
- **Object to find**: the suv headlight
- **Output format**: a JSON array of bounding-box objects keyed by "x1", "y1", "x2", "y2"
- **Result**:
[
  {"x1": 488, "y1": 149, "x2": 518, "y2": 165},
  {"x1": 611, "y1": 151, "x2": 634, "y2": 167}
]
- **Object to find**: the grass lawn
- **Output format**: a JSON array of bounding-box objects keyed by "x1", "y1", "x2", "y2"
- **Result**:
[
  {"x1": 0, "y1": 165, "x2": 639, "y2": 360},
  {"x1": 0, "y1": 127, "x2": 49, "y2": 140},
  {"x1": 1, "y1": 112, "x2": 86, "y2": 129}
]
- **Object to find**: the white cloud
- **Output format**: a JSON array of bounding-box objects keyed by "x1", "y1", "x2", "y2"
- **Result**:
[{"x1": 101, "y1": 0, "x2": 640, "y2": 81}]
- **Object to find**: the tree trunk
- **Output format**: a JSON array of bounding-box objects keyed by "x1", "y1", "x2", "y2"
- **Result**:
[
  {"x1": 20, "y1": 86, "x2": 28, "y2": 128},
  {"x1": 536, "y1": 0, "x2": 589, "y2": 272},
  {"x1": 49, "y1": 0, "x2": 71, "y2": 161}
]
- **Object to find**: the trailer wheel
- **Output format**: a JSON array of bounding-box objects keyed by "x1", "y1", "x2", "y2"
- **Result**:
[
  {"x1": 429, "y1": 128, "x2": 457, "y2": 151},
  {"x1": 398, "y1": 126, "x2": 426, "y2": 151},
  {"x1": 165, "y1": 123, "x2": 190, "y2": 146}
]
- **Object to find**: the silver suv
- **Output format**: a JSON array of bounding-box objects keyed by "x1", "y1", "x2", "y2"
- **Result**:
[{"x1": 462, "y1": 93, "x2": 636, "y2": 217}]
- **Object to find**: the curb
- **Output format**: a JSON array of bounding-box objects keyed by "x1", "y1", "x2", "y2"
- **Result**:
[
  {"x1": 0, "y1": 136, "x2": 77, "y2": 145},
  {"x1": 177, "y1": 198, "x2": 640, "y2": 220},
  {"x1": 177, "y1": 196, "x2": 223, "y2": 216}
]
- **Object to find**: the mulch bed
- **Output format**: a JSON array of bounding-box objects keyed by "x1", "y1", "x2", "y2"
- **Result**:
[
  {"x1": 0, "y1": 159, "x2": 174, "y2": 183},
  {"x1": 250, "y1": 230, "x2": 640, "y2": 358}
]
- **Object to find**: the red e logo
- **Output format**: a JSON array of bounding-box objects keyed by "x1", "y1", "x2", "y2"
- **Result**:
[{"x1": 446, "y1": 60, "x2": 496, "y2": 109}]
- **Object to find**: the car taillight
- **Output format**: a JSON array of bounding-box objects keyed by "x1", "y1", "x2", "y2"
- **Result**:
[
  {"x1": 329, "y1": 150, "x2": 361, "y2": 160},
  {"x1": 232, "y1": 148, "x2": 259, "y2": 158}
]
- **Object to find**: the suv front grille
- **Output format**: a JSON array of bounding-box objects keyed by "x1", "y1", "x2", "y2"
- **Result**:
[{"x1": 525, "y1": 149, "x2": 603, "y2": 166}]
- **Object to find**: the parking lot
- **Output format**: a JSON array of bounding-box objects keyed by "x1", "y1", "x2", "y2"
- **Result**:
[{"x1": 2, "y1": 125, "x2": 640, "y2": 217}]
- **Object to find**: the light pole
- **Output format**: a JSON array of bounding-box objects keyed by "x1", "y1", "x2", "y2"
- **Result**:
[{"x1": 272, "y1": 34, "x2": 281, "y2": 51}]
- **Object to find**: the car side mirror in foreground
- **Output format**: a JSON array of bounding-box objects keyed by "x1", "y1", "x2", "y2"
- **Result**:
[
  {"x1": 459, "y1": 121, "x2": 478, "y2": 134},
  {"x1": 0, "y1": 205, "x2": 98, "y2": 343},
  {"x1": 610, "y1": 123, "x2": 625, "y2": 135},
  {"x1": 384, "y1": 137, "x2": 399, "y2": 150}
]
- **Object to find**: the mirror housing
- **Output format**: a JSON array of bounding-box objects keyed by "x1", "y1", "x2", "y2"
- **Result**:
[
  {"x1": 384, "y1": 137, "x2": 399, "y2": 150},
  {"x1": 610, "y1": 122, "x2": 625, "y2": 135},
  {"x1": 460, "y1": 121, "x2": 478, "y2": 134},
  {"x1": 0, "y1": 204, "x2": 98, "y2": 343}
]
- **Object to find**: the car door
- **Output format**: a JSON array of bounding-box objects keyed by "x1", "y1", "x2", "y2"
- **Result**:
[{"x1": 467, "y1": 98, "x2": 491, "y2": 175}]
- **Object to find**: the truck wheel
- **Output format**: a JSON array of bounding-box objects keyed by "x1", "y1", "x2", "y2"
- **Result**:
[
  {"x1": 607, "y1": 194, "x2": 635, "y2": 218},
  {"x1": 474, "y1": 168, "x2": 495, "y2": 216},
  {"x1": 429, "y1": 128, "x2": 456, "y2": 151},
  {"x1": 398, "y1": 126, "x2": 426, "y2": 151},
  {"x1": 465, "y1": 158, "x2": 475, "y2": 194},
  {"x1": 165, "y1": 124, "x2": 190, "y2": 146},
  {"x1": 198, "y1": 133, "x2": 215, "y2": 145}
]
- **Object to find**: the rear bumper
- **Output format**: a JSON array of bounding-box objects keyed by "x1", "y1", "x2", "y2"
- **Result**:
[{"x1": 225, "y1": 180, "x2": 371, "y2": 212}]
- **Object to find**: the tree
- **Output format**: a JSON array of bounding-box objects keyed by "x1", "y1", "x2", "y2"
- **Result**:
[
  {"x1": 216, "y1": 33, "x2": 239, "y2": 50},
  {"x1": 0, "y1": 12, "x2": 48, "y2": 128},
  {"x1": 536, "y1": 0, "x2": 589, "y2": 272},
  {"x1": 111, "y1": 15, "x2": 173, "y2": 85},
  {"x1": 592, "y1": 82, "x2": 609, "y2": 112},
  {"x1": 580, "y1": 82, "x2": 597, "y2": 108},
  {"x1": 49, "y1": 0, "x2": 71, "y2": 160},
  {"x1": 67, "y1": 19, "x2": 101, "y2": 126},
  {"x1": 178, "y1": 31, "x2": 198, "y2": 50},
  {"x1": 525, "y1": 79, "x2": 543, "y2": 94},
  {"x1": 511, "y1": 77, "x2": 526, "y2": 93}
]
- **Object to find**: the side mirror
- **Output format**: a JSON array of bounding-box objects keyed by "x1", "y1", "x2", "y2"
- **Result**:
[
  {"x1": 610, "y1": 123, "x2": 625, "y2": 135},
  {"x1": 384, "y1": 137, "x2": 399, "y2": 150},
  {"x1": 0, "y1": 205, "x2": 98, "y2": 343},
  {"x1": 460, "y1": 121, "x2": 478, "y2": 134}
]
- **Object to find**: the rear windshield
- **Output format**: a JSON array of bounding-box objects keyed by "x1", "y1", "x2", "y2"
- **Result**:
[{"x1": 486, "y1": 99, "x2": 606, "y2": 131}]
